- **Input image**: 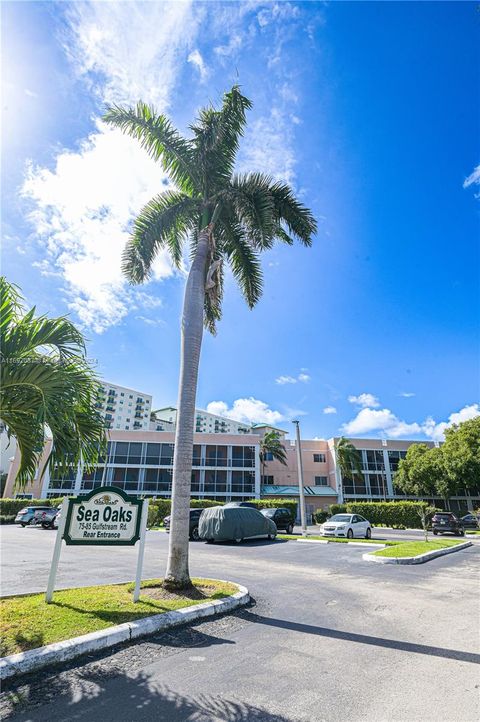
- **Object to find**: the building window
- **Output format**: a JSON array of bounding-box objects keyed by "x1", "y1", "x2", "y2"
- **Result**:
[
  {"x1": 313, "y1": 453, "x2": 326, "y2": 463},
  {"x1": 262, "y1": 475, "x2": 274, "y2": 485},
  {"x1": 264, "y1": 451, "x2": 274, "y2": 461},
  {"x1": 232, "y1": 446, "x2": 255, "y2": 468},
  {"x1": 314, "y1": 476, "x2": 328, "y2": 486}
]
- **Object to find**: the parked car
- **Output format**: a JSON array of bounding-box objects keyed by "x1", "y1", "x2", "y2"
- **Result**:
[
  {"x1": 460, "y1": 513, "x2": 479, "y2": 530},
  {"x1": 322, "y1": 513, "x2": 372, "y2": 539},
  {"x1": 432, "y1": 512, "x2": 465, "y2": 536},
  {"x1": 260, "y1": 507, "x2": 295, "y2": 534},
  {"x1": 198, "y1": 506, "x2": 277, "y2": 543},
  {"x1": 33, "y1": 506, "x2": 61, "y2": 529},
  {"x1": 14, "y1": 506, "x2": 52, "y2": 527},
  {"x1": 224, "y1": 501, "x2": 258, "y2": 509},
  {"x1": 163, "y1": 508, "x2": 205, "y2": 541}
]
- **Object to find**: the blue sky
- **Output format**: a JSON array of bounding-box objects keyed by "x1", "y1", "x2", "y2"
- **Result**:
[{"x1": 2, "y1": 1, "x2": 479, "y2": 440}]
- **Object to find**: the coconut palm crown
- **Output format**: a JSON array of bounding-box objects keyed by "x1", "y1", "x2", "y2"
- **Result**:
[
  {"x1": 0, "y1": 277, "x2": 106, "y2": 488},
  {"x1": 335, "y1": 436, "x2": 364, "y2": 481},
  {"x1": 259, "y1": 430, "x2": 288, "y2": 479},
  {"x1": 104, "y1": 86, "x2": 316, "y2": 588}
]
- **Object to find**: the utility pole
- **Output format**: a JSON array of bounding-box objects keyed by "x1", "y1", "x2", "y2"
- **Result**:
[{"x1": 293, "y1": 420, "x2": 307, "y2": 537}]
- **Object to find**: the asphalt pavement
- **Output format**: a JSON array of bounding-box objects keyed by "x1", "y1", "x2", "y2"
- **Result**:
[{"x1": 1, "y1": 525, "x2": 479, "y2": 722}]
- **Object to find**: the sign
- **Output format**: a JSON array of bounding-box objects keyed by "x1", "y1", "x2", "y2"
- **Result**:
[
  {"x1": 63, "y1": 486, "x2": 142, "y2": 546},
  {"x1": 45, "y1": 488, "x2": 149, "y2": 603}
]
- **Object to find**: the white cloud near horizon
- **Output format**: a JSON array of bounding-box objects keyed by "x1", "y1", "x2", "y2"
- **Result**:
[
  {"x1": 276, "y1": 371, "x2": 311, "y2": 385},
  {"x1": 341, "y1": 403, "x2": 480, "y2": 441},
  {"x1": 206, "y1": 398, "x2": 285, "y2": 426},
  {"x1": 399, "y1": 391, "x2": 415, "y2": 398},
  {"x1": 348, "y1": 393, "x2": 380, "y2": 408}
]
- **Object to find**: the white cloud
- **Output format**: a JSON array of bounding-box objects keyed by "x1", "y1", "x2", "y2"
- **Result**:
[
  {"x1": 422, "y1": 404, "x2": 480, "y2": 442},
  {"x1": 206, "y1": 398, "x2": 284, "y2": 425},
  {"x1": 214, "y1": 34, "x2": 243, "y2": 57},
  {"x1": 348, "y1": 393, "x2": 380, "y2": 409},
  {"x1": 463, "y1": 165, "x2": 480, "y2": 190},
  {"x1": 22, "y1": 123, "x2": 175, "y2": 333},
  {"x1": 276, "y1": 375, "x2": 297, "y2": 385},
  {"x1": 399, "y1": 392, "x2": 415, "y2": 398},
  {"x1": 187, "y1": 49, "x2": 209, "y2": 82},
  {"x1": 323, "y1": 406, "x2": 337, "y2": 415},
  {"x1": 341, "y1": 403, "x2": 480, "y2": 441},
  {"x1": 63, "y1": 1, "x2": 201, "y2": 108},
  {"x1": 276, "y1": 372, "x2": 310, "y2": 385},
  {"x1": 239, "y1": 106, "x2": 297, "y2": 185}
]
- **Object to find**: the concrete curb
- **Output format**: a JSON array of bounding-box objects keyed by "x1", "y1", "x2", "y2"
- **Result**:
[
  {"x1": 0, "y1": 580, "x2": 249, "y2": 681},
  {"x1": 295, "y1": 539, "x2": 386, "y2": 548},
  {"x1": 362, "y1": 541, "x2": 472, "y2": 565}
]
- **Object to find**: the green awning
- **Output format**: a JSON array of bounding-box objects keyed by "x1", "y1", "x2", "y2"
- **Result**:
[{"x1": 261, "y1": 485, "x2": 338, "y2": 497}]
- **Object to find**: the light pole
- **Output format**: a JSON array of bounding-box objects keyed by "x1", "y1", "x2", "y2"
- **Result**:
[{"x1": 293, "y1": 420, "x2": 307, "y2": 537}]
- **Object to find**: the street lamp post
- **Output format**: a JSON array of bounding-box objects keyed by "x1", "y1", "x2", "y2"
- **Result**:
[{"x1": 293, "y1": 420, "x2": 308, "y2": 537}]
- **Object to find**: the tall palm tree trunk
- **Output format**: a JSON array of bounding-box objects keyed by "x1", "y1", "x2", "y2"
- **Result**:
[{"x1": 164, "y1": 229, "x2": 209, "y2": 589}]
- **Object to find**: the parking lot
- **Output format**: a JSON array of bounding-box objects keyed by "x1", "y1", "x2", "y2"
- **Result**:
[{"x1": 1, "y1": 524, "x2": 479, "y2": 721}]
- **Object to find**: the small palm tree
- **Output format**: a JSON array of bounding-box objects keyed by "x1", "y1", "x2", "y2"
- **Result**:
[
  {"x1": 335, "y1": 437, "x2": 364, "y2": 486},
  {"x1": 104, "y1": 86, "x2": 316, "y2": 588},
  {"x1": 0, "y1": 277, "x2": 106, "y2": 488},
  {"x1": 259, "y1": 430, "x2": 288, "y2": 483}
]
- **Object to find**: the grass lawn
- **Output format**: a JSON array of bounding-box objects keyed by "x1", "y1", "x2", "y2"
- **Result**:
[
  {"x1": 0, "y1": 578, "x2": 237, "y2": 657},
  {"x1": 372, "y1": 539, "x2": 464, "y2": 558},
  {"x1": 277, "y1": 534, "x2": 396, "y2": 546},
  {"x1": 466, "y1": 530, "x2": 480, "y2": 536}
]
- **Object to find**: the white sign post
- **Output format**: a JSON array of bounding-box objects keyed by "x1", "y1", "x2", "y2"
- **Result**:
[{"x1": 45, "y1": 487, "x2": 149, "y2": 604}]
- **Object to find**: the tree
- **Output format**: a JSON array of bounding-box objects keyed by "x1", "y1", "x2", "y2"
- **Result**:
[
  {"x1": 442, "y1": 416, "x2": 480, "y2": 499},
  {"x1": 335, "y1": 437, "x2": 364, "y2": 482},
  {"x1": 0, "y1": 277, "x2": 106, "y2": 488},
  {"x1": 259, "y1": 430, "x2": 288, "y2": 482},
  {"x1": 104, "y1": 87, "x2": 316, "y2": 588},
  {"x1": 416, "y1": 504, "x2": 437, "y2": 543},
  {"x1": 394, "y1": 443, "x2": 451, "y2": 504}
]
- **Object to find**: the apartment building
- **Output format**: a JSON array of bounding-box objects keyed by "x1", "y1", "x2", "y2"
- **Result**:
[
  {"x1": 95, "y1": 382, "x2": 152, "y2": 431},
  {"x1": 155, "y1": 407, "x2": 252, "y2": 435},
  {"x1": 5, "y1": 428, "x2": 478, "y2": 514}
]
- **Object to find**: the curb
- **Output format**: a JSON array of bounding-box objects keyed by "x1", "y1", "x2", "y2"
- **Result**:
[
  {"x1": 295, "y1": 539, "x2": 386, "y2": 548},
  {"x1": 362, "y1": 541, "x2": 472, "y2": 565},
  {"x1": 0, "y1": 581, "x2": 249, "y2": 681}
]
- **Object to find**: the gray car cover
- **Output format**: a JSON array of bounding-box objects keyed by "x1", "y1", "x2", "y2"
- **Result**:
[{"x1": 198, "y1": 506, "x2": 277, "y2": 541}]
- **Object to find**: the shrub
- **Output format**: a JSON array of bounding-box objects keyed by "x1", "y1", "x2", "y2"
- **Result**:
[
  {"x1": 329, "y1": 503, "x2": 347, "y2": 516},
  {"x1": 0, "y1": 515, "x2": 16, "y2": 524},
  {"x1": 146, "y1": 498, "x2": 225, "y2": 527},
  {"x1": 344, "y1": 501, "x2": 435, "y2": 529},
  {"x1": 314, "y1": 510, "x2": 329, "y2": 524},
  {"x1": 246, "y1": 498, "x2": 298, "y2": 520}
]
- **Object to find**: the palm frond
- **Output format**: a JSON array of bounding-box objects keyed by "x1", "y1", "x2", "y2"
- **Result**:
[
  {"x1": 103, "y1": 103, "x2": 198, "y2": 194},
  {"x1": 219, "y1": 222, "x2": 263, "y2": 308},
  {"x1": 269, "y1": 181, "x2": 317, "y2": 245},
  {"x1": 122, "y1": 192, "x2": 200, "y2": 283}
]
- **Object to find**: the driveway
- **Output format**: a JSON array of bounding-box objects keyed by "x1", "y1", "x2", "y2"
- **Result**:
[{"x1": 1, "y1": 525, "x2": 479, "y2": 721}]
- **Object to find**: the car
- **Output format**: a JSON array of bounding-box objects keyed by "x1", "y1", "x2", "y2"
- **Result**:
[
  {"x1": 460, "y1": 513, "x2": 479, "y2": 530},
  {"x1": 14, "y1": 506, "x2": 52, "y2": 527},
  {"x1": 163, "y1": 508, "x2": 205, "y2": 541},
  {"x1": 322, "y1": 513, "x2": 372, "y2": 539},
  {"x1": 260, "y1": 507, "x2": 295, "y2": 534},
  {"x1": 432, "y1": 512, "x2": 465, "y2": 536},
  {"x1": 33, "y1": 506, "x2": 61, "y2": 529},
  {"x1": 223, "y1": 501, "x2": 258, "y2": 509},
  {"x1": 198, "y1": 506, "x2": 277, "y2": 543}
]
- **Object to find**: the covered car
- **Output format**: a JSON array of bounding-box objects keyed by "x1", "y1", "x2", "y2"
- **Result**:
[{"x1": 198, "y1": 506, "x2": 277, "y2": 543}]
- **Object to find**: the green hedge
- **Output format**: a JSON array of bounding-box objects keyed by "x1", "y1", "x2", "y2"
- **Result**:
[
  {"x1": 328, "y1": 503, "x2": 347, "y2": 516},
  {"x1": 0, "y1": 498, "x2": 65, "y2": 517},
  {"x1": 345, "y1": 501, "x2": 436, "y2": 529},
  {"x1": 314, "y1": 510, "x2": 329, "y2": 524},
  {"x1": 0, "y1": 515, "x2": 16, "y2": 524},
  {"x1": 146, "y1": 497, "x2": 298, "y2": 528}
]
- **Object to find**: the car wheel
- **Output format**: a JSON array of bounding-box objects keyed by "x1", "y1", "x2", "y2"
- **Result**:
[
  {"x1": 433, "y1": 530, "x2": 438, "y2": 535},
  {"x1": 20, "y1": 523, "x2": 27, "y2": 528},
  {"x1": 190, "y1": 526, "x2": 200, "y2": 542},
  {"x1": 206, "y1": 539, "x2": 215, "y2": 544},
  {"x1": 233, "y1": 538, "x2": 243, "y2": 544},
  {"x1": 347, "y1": 529, "x2": 354, "y2": 539},
  {"x1": 286, "y1": 524, "x2": 293, "y2": 534},
  {"x1": 365, "y1": 528, "x2": 371, "y2": 539},
  {"x1": 268, "y1": 533, "x2": 277, "y2": 541}
]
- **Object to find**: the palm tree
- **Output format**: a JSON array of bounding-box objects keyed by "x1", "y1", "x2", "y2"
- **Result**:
[
  {"x1": 0, "y1": 277, "x2": 106, "y2": 488},
  {"x1": 335, "y1": 436, "x2": 364, "y2": 486},
  {"x1": 104, "y1": 86, "x2": 316, "y2": 589},
  {"x1": 259, "y1": 430, "x2": 288, "y2": 483}
]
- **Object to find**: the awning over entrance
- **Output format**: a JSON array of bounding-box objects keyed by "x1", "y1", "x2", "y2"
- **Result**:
[{"x1": 261, "y1": 485, "x2": 338, "y2": 497}]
